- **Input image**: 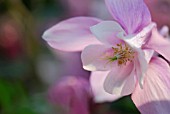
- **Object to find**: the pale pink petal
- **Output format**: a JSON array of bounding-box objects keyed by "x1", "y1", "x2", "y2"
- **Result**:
[
  {"x1": 105, "y1": 0, "x2": 151, "y2": 34},
  {"x1": 90, "y1": 71, "x2": 120, "y2": 103},
  {"x1": 42, "y1": 17, "x2": 101, "y2": 52},
  {"x1": 145, "y1": 28, "x2": 170, "y2": 62},
  {"x1": 132, "y1": 57, "x2": 170, "y2": 114},
  {"x1": 124, "y1": 23, "x2": 156, "y2": 48},
  {"x1": 104, "y1": 62, "x2": 136, "y2": 96},
  {"x1": 90, "y1": 21, "x2": 125, "y2": 46},
  {"x1": 135, "y1": 49, "x2": 148, "y2": 88},
  {"x1": 81, "y1": 44, "x2": 116, "y2": 71},
  {"x1": 143, "y1": 49, "x2": 154, "y2": 64}
]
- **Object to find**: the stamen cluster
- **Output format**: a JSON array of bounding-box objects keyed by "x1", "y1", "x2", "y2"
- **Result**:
[{"x1": 109, "y1": 43, "x2": 135, "y2": 66}]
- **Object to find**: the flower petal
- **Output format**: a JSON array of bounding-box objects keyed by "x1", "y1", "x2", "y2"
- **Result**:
[
  {"x1": 42, "y1": 17, "x2": 102, "y2": 52},
  {"x1": 103, "y1": 62, "x2": 136, "y2": 96},
  {"x1": 105, "y1": 0, "x2": 151, "y2": 34},
  {"x1": 90, "y1": 71, "x2": 120, "y2": 103},
  {"x1": 90, "y1": 21, "x2": 125, "y2": 46},
  {"x1": 143, "y1": 49, "x2": 154, "y2": 64},
  {"x1": 135, "y1": 49, "x2": 148, "y2": 88},
  {"x1": 124, "y1": 23, "x2": 156, "y2": 48},
  {"x1": 132, "y1": 57, "x2": 170, "y2": 114},
  {"x1": 145, "y1": 28, "x2": 170, "y2": 62},
  {"x1": 81, "y1": 44, "x2": 116, "y2": 71}
]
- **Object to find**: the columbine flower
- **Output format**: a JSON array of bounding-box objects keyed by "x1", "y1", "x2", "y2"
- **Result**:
[
  {"x1": 48, "y1": 76, "x2": 92, "y2": 114},
  {"x1": 43, "y1": 0, "x2": 170, "y2": 113}
]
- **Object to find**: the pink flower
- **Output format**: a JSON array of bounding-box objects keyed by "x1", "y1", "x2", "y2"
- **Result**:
[
  {"x1": 48, "y1": 76, "x2": 92, "y2": 114},
  {"x1": 144, "y1": 0, "x2": 170, "y2": 28},
  {"x1": 43, "y1": 0, "x2": 170, "y2": 113},
  {"x1": 48, "y1": 76, "x2": 119, "y2": 114},
  {"x1": 60, "y1": 0, "x2": 111, "y2": 19},
  {"x1": 60, "y1": 0, "x2": 90, "y2": 16}
]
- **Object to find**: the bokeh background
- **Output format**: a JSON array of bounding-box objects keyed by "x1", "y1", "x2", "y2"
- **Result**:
[{"x1": 0, "y1": 0, "x2": 169, "y2": 114}]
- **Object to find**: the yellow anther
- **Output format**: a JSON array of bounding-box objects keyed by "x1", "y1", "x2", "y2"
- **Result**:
[{"x1": 110, "y1": 43, "x2": 135, "y2": 66}]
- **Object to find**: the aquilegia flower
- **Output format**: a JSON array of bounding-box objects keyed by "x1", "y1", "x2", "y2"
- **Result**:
[
  {"x1": 48, "y1": 76, "x2": 92, "y2": 114},
  {"x1": 43, "y1": 0, "x2": 170, "y2": 113}
]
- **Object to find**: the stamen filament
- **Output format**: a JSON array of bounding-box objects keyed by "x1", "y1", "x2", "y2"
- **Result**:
[
  {"x1": 105, "y1": 43, "x2": 135, "y2": 66},
  {"x1": 109, "y1": 56, "x2": 118, "y2": 61}
]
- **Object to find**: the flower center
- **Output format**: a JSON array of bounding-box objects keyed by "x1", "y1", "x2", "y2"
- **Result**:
[{"x1": 108, "y1": 43, "x2": 135, "y2": 66}]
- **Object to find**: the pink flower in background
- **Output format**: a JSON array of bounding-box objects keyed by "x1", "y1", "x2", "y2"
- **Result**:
[
  {"x1": 60, "y1": 0, "x2": 111, "y2": 19},
  {"x1": 159, "y1": 26, "x2": 170, "y2": 39},
  {"x1": 145, "y1": 0, "x2": 170, "y2": 28},
  {"x1": 60, "y1": 0, "x2": 90, "y2": 16},
  {"x1": 43, "y1": 0, "x2": 170, "y2": 113},
  {"x1": 0, "y1": 18, "x2": 22, "y2": 59},
  {"x1": 48, "y1": 76, "x2": 119, "y2": 114},
  {"x1": 48, "y1": 76, "x2": 92, "y2": 114}
]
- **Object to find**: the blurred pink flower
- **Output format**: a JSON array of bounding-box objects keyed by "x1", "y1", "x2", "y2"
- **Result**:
[
  {"x1": 145, "y1": 0, "x2": 170, "y2": 28},
  {"x1": 159, "y1": 26, "x2": 170, "y2": 39},
  {"x1": 60, "y1": 0, "x2": 90, "y2": 16},
  {"x1": 48, "y1": 76, "x2": 119, "y2": 114},
  {"x1": 60, "y1": 0, "x2": 111, "y2": 19},
  {"x1": 43, "y1": 0, "x2": 170, "y2": 113},
  {"x1": 48, "y1": 76, "x2": 92, "y2": 114},
  {"x1": 0, "y1": 18, "x2": 22, "y2": 59}
]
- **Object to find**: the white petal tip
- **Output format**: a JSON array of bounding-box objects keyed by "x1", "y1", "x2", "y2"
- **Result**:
[
  {"x1": 104, "y1": 85, "x2": 123, "y2": 96},
  {"x1": 89, "y1": 26, "x2": 96, "y2": 35},
  {"x1": 139, "y1": 73, "x2": 145, "y2": 89},
  {"x1": 42, "y1": 31, "x2": 49, "y2": 40},
  {"x1": 139, "y1": 79, "x2": 144, "y2": 89},
  {"x1": 83, "y1": 65, "x2": 97, "y2": 71},
  {"x1": 103, "y1": 82, "x2": 115, "y2": 95}
]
